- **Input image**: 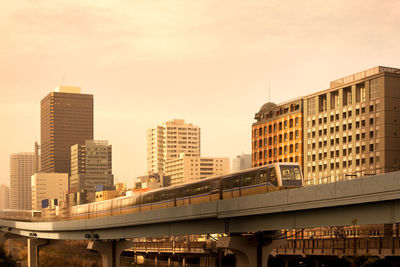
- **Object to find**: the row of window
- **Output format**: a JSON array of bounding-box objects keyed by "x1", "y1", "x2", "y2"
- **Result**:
[
  {"x1": 308, "y1": 130, "x2": 378, "y2": 150},
  {"x1": 308, "y1": 156, "x2": 380, "y2": 173},
  {"x1": 307, "y1": 118, "x2": 377, "y2": 139},
  {"x1": 253, "y1": 131, "x2": 301, "y2": 148},
  {"x1": 253, "y1": 156, "x2": 300, "y2": 166},
  {"x1": 254, "y1": 117, "x2": 300, "y2": 137},
  {"x1": 307, "y1": 105, "x2": 377, "y2": 127},
  {"x1": 307, "y1": 144, "x2": 378, "y2": 162},
  {"x1": 254, "y1": 144, "x2": 301, "y2": 160}
]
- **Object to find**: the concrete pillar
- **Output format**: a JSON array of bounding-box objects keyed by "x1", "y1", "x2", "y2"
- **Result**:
[
  {"x1": 182, "y1": 256, "x2": 186, "y2": 267},
  {"x1": 27, "y1": 238, "x2": 49, "y2": 267},
  {"x1": 87, "y1": 240, "x2": 132, "y2": 267},
  {"x1": 168, "y1": 257, "x2": 171, "y2": 266},
  {"x1": 216, "y1": 235, "x2": 284, "y2": 267},
  {"x1": 155, "y1": 255, "x2": 158, "y2": 266},
  {"x1": 283, "y1": 258, "x2": 289, "y2": 267}
]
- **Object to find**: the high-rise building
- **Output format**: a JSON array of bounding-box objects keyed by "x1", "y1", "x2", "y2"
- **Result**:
[
  {"x1": 70, "y1": 140, "x2": 113, "y2": 193},
  {"x1": 232, "y1": 154, "x2": 252, "y2": 172},
  {"x1": 147, "y1": 119, "x2": 201, "y2": 174},
  {"x1": 252, "y1": 99, "x2": 303, "y2": 167},
  {"x1": 10, "y1": 152, "x2": 35, "y2": 210},
  {"x1": 303, "y1": 66, "x2": 400, "y2": 185},
  {"x1": 0, "y1": 184, "x2": 10, "y2": 210},
  {"x1": 40, "y1": 86, "x2": 93, "y2": 174},
  {"x1": 31, "y1": 173, "x2": 68, "y2": 210},
  {"x1": 164, "y1": 154, "x2": 229, "y2": 185}
]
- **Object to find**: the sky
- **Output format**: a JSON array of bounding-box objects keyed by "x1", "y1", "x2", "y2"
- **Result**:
[{"x1": 1, "y1": 0, "x2": 400, "y2": 188}]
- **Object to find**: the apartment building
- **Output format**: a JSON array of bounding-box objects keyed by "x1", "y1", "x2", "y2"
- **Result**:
[
  {"x1": 147, "y1": 119, "x2": 201, "y2": 174},
  {"x1": 164, "y1": 154, "x2": 229, "y2": 185},
  {"x1": 10, "y1": 152, "x2": 36, "y2": 210},
  {"x1": 252, "y1": 99, "x2": 303, "y2": 167},
  {"x1": 303, "y1": 66, "x2": 400, "y2": 185}
]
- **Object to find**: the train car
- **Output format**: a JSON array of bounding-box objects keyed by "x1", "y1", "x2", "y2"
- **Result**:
[
  {"x1": 70, "y1": 162, "x2": 303, "y2": 220},
  {"x1": 0, "y1": 209, "x2": 42, "y2": 222}
]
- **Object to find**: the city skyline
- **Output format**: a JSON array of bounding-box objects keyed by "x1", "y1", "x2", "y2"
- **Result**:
[{"x1": 1, "y1": 0, "x2": 400, "y2": 187}]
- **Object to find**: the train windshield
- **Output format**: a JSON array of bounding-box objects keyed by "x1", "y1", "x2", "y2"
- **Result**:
[{"x1": 280, "y1": 165, "x2": 302, "y2": 181}]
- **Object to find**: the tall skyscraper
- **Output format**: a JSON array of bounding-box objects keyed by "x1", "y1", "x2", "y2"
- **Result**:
[
  {"x1": 147, "y1": 119, "x2": 201, "y2": 174},
  {"x1": 40, "y1": 86, "x2": 93, "y2": 174},
  {"x1": 70, "y1": 140, "x2": 113, "y2": 193},
  {"x1": 0, "y1": 184, "x2": 10, "y2": 210},
  {"x1": 10, "y1": 152, "x2": 35, "y2": 210}
]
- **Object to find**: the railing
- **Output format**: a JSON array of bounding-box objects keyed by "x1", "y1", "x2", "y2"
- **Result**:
[
  {"x1": 275, "y1": 237, "x2": 400, "y2": 256},
  {"x1": 130, "y1": 241, "x2": 209, "y2": 254}
]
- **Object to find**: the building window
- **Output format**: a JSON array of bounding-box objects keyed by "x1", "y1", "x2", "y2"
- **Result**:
[
  {"x1": 279, "y1": 122, "x2": 282, "y2": 131},
  {"x1": 356, "y1": 82, "x2": 366, "y2": 102},
  {"x1": 307, "y1": 97, "x2": 316, "y2": 116},
  {"x1": 290, "y1": 132, "x2": 293, "y2": 140},
  {"x1": 295, "y1": 130, "x2": 299, "y2": 139},
  {"x1": 343, "y1": 86, "x2": 352, "y2": 106},
  {"x1": 295, "y1": 143, "x2": 299, "y2": 152},
  {"x1": 319, "y1": 94, "x2": 327, "y2": 112},
  {"x1": 254, "y1": 141, "x2": 257, "y2": 149},
  {"x1": 331, "y1": 90, "x2": 340, "y2": 109},
  {"x1": 370, "y1": 79, "x2": 379, "y2": 100},
  {"x1": 290, "y1": 119, "x2": 293, "y2": 128},
  {"x1": 295, "y1": 117, "x2": 299, "y2": 126}
]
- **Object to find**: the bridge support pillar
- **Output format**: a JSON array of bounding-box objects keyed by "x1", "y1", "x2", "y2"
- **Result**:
[
  {"x1": 87, "y1": 240, "x2": 132, "y2": 267},
  {"x1": 27, "y1": 238, "x2": 49, "y2": 267},
  {"x1": 216, "y1": 233, "x2": 284, "y2": 267}
]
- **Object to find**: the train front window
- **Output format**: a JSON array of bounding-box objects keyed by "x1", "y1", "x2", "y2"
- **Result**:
[{"x1": 280, "y1": 165, "x2": 302, "y2": 180}]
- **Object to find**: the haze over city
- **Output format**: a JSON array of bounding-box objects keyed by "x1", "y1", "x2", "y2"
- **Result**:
[{"x1": 1, "y1": 0, "x2": 400, "y2": 187}]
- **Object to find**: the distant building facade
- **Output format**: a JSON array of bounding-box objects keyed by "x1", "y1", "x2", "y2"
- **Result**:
[
  {"x1": 252, "y1": 99, "x2": 303, "y2": 167},
  {"x1": 95, "y1": 183, "x2": 126, "y2": 202},
  {"x1": 147, "y1": 119, "x2": 200, "y2": 175},
  {"x1": 10, "y1": 152, "x2": 36, "y2": 210},
  {"x1": 164, "y1": 154, "x2": 229, "y2": 185},
  {"x1": 303, "y1": 66, "x2": 400, "y2": 185},
  {"x1": 40, "y1": 86, "x2": 93, "y2": 174},
  {"x1": 70, "y1": 140, "x2": 113, "y2": 193},
  {"x1": 0, "y1": 184, "x2": 10, "y2": 210},
  {"x1": 31, "y1": 173, "x2": 68, "y2": 210},
  {"x1": 135, "y1": 173, "x2": 171, "y2": 190},
  {"x1": 232, "y1": 154, "x2": 252, "y2": 172}
]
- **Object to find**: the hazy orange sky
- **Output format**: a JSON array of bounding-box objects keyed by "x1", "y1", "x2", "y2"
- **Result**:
[{"x1": 1, "y1": 0, "x2": 400, "y2": 187}]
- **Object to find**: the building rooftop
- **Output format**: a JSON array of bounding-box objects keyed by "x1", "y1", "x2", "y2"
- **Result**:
[{"x1": 54, "y1": 85, "x2": 81, "y2": 94}]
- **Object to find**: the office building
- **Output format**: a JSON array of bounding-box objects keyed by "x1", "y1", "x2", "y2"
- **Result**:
[
  {"x1": 31, "y1": 173, "x2": 68, "y2": 210},
  {"x1": 70, "y1": 140, "x2": 113, "y2": 193},
  {"x1": 0, "y1": 184, "x2": 10, "y2": 210},
  {"x1": 303, "y1": 66, "x2": 400, "y2": 185},
  {"x1": 10, "y1": 152, "x2": 36, "y2": 210},
  {"x1": 164, "y1": 154, "x2": 229, "y2": 185},
  {"x1": 147, "y1": 119, "x2": 200, "y2": 174},
  {"x1": 232, "y1": 154, "x2": 252, "y2": 172},
  {"x1": 252, "y1": 99, "x2": 303, "y2": 167},
  {"x1": 40, "y1": 86, "x2": 93, "y2": 174}
]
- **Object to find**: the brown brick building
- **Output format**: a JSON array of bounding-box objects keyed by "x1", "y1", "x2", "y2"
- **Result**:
[
  {"x1": 252, "y1": 99, "x2": 303, "y2": 167},
  {"x1": 40, "y1": 86, "x2": 93, "y2": 174}
]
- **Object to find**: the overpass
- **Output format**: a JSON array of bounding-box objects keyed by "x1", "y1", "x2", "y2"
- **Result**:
[{"x1": 1, "y1": 171, "x2": 400, "y2": 267}]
